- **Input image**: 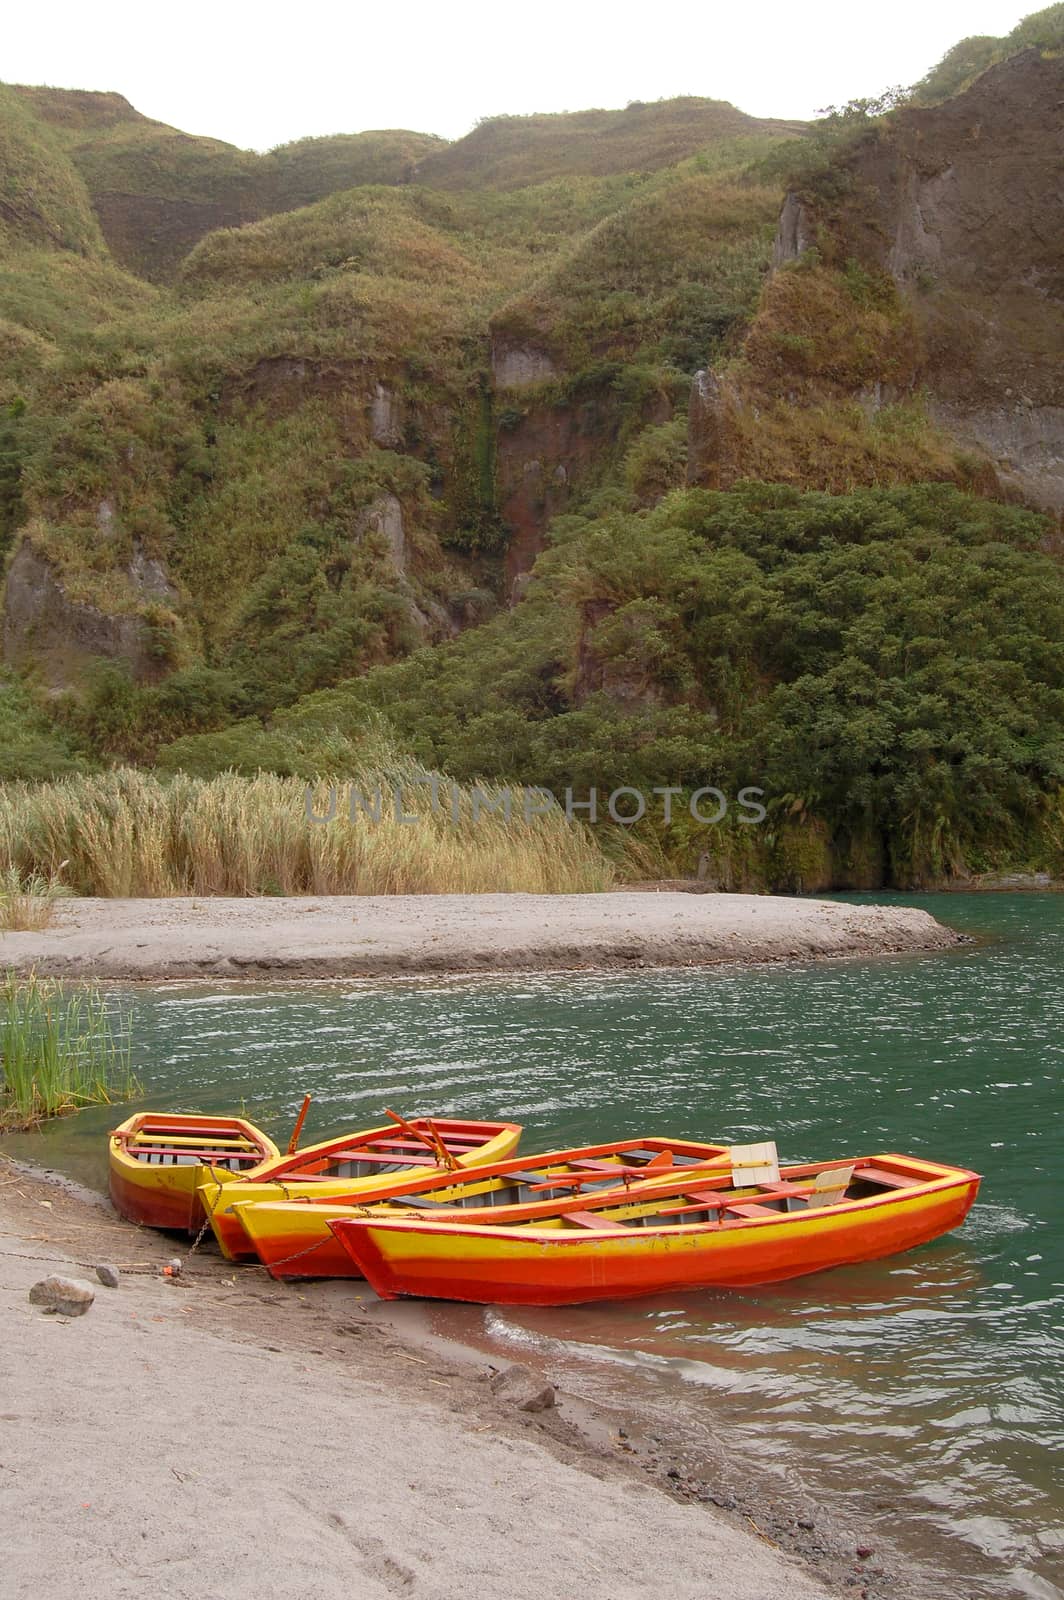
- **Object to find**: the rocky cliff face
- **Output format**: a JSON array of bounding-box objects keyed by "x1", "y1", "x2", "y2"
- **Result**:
[
  {"x1": 3, "y1": 543, "x2": 167, "y2": 685},
  {"x1": 3, "y1": 58, "x2": 1061, "y2": 726},
  {"x1": 831, "y1": 51, "x2": 1062, "y2": 512},
  {"x1": 692, "y1": 51, "x2": 1064, "y2": 515}
]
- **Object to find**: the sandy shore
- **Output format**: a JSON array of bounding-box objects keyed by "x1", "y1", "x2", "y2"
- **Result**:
[
  {"x1": 0, "y1": 891, "x2": 961, "y2": 981},
  {"x1": 0, "y1": 1162, "x2": 861, "y2": 1600}
]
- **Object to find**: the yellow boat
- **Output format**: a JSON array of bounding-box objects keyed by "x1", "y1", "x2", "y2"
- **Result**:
[
  {"x1": 227, "y1": 1135, "x2": 734, "y2": 1277},
  {"x1": 330, "y1": 1153, "x2": 983, "y2": 1306},
  {"x1": 197, "y1": 1114, "x2": 522, "y2": 1259},
  {"x1": 108, "y1": 1112, "x2": 280, "y2": 1232}
]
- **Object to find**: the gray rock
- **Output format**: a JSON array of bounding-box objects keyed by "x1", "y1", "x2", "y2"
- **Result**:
[
  {"x1": 772, "y1": 191, "x2": 813, "y2": 268},
  {"x1": 686, "y1": 368, "x2": 728, "y2": 490},
  {"x1": 488, "y1": 1362, "x2": 556, "y2": 1413},
  {"x1": 370, "y1": 383, "x2": 404, "y2": 446},
  {"x1": 491, "y1": 341, "x2": 556, "y2": 390},
  {"x1": 355, "y1": 494, "x2": 405, "y2": 573},
  {"x1": 2, "y1": 541, "x2": 161, "y2": 686},
  {"x1": 127, "y1": 543, "x2": 178, "y2": 602},
  {"x1": 95, "y1": 1263, "x2": 121, "y2": 1289},
  {"x1": 928, "y1": 397, "x2": 1064, "y2": 515},
  {"x1": 28, "y1": 1275, "x2": 95, "y2": 1317}
]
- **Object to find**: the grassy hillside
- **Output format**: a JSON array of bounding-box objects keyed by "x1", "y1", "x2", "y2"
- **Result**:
[
  {"x1": 158, "y1": 482, "x2": 1064, "y2": 888},
  {"x1": 0, "y1": 35, "x2": 1061, "y2": 892},
  {"x1": 4, "y1": 85, "x2": 448, "y2": 281},
  {"x1": 414, "y1": 98, "x2": 804, "y2": 189},
  {"x1": 912, "y1": 1, "x2": 1064, "y2": 102},
  {"x1": 270, "y1": 131, "x2": 445, "y2": 209},
  {"x1": 0, "y1": 88, "x2": 797, "y2": 735},
  {"x1": 0, "y1": 85, "x2": 105, "y2": 256}
]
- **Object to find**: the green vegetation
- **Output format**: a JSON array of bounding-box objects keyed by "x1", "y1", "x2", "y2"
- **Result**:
[
  {"x1": 0, "y1": 672, "x2": 85, "y2": 781},
  {"x1": 0, "y1": 763, "x2": 615, "y2": 896},
  {"x1": 247, "y1": 484, "x2": 1064, "y2": 887},
  {"x1": 0, "y1": 864, "x2": 71, "y2": 930},
  {"x1": 415, "y1": 98, "x2": 804, "y2": 190},
  {"x1": 0, "y1": 85, "x2": 105, "y2": 255},
  {"x1": 0, "y1": 973, "x2": 137, "y2": 1131},
  {"x1": 269, "y1": 130, "x2": 445, "y2": 209},
  {"x1": 913, "y1": 4, "x2": 1064, "y2": 103},
  {"x1": 492, "y1": 166, "x2": 782, "y2": 373},
  {"x1": 0, "y1": 85, "x2": 803, "y2": 747},
  {"x1": 0, "y1": 50, "x2": 1060, "y2": 894}
]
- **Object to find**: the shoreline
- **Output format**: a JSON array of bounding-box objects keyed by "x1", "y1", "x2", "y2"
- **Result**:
[
  {"x1": 0, "y1": 891, "x2": 963, "y2": 981},
  {"x1": 1, "y1": 1155, "x2": 945, "y2": 1600}
]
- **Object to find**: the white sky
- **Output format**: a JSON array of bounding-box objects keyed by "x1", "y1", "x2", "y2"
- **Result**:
[{"x1": 3, "y1": 0, "x2": 1035, "y2": 149}]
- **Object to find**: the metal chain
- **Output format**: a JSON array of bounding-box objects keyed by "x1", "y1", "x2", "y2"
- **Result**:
[
  {"x1": 189, "y1": 1164, "x2": 230, "y2": 1255},
  {"x1": 261, "y1": 1207, "x2": 373, "y2": 1273}
]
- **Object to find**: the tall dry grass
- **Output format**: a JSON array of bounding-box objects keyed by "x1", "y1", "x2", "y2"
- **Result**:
[
  {"x1": 0, "y1": 865, "x2": 73, "y2": 930},
  {"x1": 0, "y1": 766, "x2": 616, "y2": 897}
]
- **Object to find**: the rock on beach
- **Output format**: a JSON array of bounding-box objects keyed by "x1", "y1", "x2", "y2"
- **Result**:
[{"x1": 28, "y1": 1275, "x2": 96, "y2": 1316}]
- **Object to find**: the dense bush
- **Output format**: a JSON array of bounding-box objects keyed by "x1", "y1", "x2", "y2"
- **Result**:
[{"x1": 263, "y1": 484, "x2": 1064, "y2": 883}]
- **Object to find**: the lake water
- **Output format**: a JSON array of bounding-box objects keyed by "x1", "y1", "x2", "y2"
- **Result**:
[{"x1": 4, "y1": 892, "x2": 1061, "y2": 1598}]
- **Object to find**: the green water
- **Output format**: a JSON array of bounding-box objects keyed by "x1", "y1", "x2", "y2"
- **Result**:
[{"x1": 4, "y1": 893, "x2": 1061, "y2": 1597}]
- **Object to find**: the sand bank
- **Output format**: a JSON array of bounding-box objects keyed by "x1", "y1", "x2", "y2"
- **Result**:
[
  {"x1": 0, "y1": 1164, "x2": 851, "y2": 1600},
  {"x1": 0, "y1": 891, "x2": 961, "y2": 981}
]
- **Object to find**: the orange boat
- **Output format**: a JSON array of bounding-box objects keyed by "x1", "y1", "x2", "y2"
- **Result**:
[
  {"x1": 329, "y1": 1153, "x2": 981, "y2": 1306},
  {"x1": 226, "y1": 1135, "x2": 736, "y2": 1278},
  {"x1": 197, "y1": 1115, "x2": 522, "y2": 1260},
  {"x1": 108, "y1": 1112, "x2": 280, "y2": 1231}
]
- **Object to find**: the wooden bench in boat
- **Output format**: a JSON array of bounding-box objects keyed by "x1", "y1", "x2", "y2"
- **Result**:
[
  {"x1": 852, "y1": 1164, "x2": 913, "y2": 1188},
  {"x1": 656, "y1": 1165, "x2": 860, "y2": 1221},
  {"x1": 129, "y1": 1146, "x2": 262, "y2": 1163},
  {"x1": 563, "y1": 1211, "x2": 622, "y2": 1230}
]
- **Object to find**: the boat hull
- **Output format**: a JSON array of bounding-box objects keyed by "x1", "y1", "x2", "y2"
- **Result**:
[
  {"x1": 221, "y1": 1135, "x2": 733, "y2": 1275},
  {"x1": 200, "y1": 1120, "x2": 522, "y2": 1260},
  {"x1": 333, "y1": 1166, "x2": 980, "y2": 1306},
  {"x1": 108, "y1": 1114, "x2": 279, "y2": 1232}
]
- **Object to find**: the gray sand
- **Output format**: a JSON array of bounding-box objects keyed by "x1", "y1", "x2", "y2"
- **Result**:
[
  {"x1": 0, "y1": 1228, "x2": 835, "y2": 1600},
  {"x1": 0, "y1": 891, "x2": 960, "y2": 980}
]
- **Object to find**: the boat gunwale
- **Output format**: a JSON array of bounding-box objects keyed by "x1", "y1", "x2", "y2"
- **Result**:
[
  {"x1": 329, "y1": 1159, "x2": 982, "y2": 1248},
  {"x1": 232, "y1": 1116, "x2": 523, "y2": 1182},
  {"x1": 109, "y1": 1112, "x2": 279, "y2": 1168},
  {"x1": 220, "y1": 1133, "x2": 733, "y2": 1206}
]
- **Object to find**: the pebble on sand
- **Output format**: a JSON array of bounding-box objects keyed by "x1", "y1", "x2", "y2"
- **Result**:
[
  {"x1": 489, "y1": 1363, "x2": 556, "y2": 1413},
  {"x1": 95, "y1": 1264, "x2": 121, "y2": 1289},
  {"x1": 28, "y1": 1276, "x2": 96, "y2": 1317}
]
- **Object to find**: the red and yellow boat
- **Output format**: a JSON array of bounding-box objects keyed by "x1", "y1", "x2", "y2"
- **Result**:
[
  {"x1": 197, "y1": 1115, "x2": 522, "y2": 1260},
  {"x1": 329, "y1": 1153, "x2": 981, "y2": 1306},
  {"x1": 108, "y1": 1112, "x2": 280, "y2": 1231},
  {"x1": 225, "y1": 1135, "x2": 735, "y2": 1278}
]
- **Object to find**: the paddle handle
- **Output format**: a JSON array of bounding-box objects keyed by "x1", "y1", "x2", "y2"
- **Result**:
[{"x1": 287, "y1": 1093, "x2": 312, "y2": 1155}]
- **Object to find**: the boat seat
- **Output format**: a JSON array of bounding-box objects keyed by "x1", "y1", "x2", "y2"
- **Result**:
[
  {"x1": 852, "y1": 1164, "x2": 911, "y2": 1188},
  {"x1": 805, "y1": 1165, "x2": 856, "y2": 1210},
  {"x1": 134, "y1": 1149, "x2": 259, "y2": 1165},
  {"x1": 563, "y1": 1211, "x2": 622, "y2": 1230}
]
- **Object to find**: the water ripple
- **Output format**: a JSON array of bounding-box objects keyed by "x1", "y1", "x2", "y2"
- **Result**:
[{"x1": 3, "y1": 890, "x2": 1062, "y2": 1597}]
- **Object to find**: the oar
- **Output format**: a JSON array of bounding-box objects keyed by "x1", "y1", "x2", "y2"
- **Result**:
[
  {"x1": 384, "y1": 1107, "x2": 460, "y2": 1170},
  {"x1": 287, "y1": 1093, "x2": 312, "y2": 1155},
  {"x1": 424, "y1": 1117, "x2": 461, "y2": 1172},
  {"x1": 527, "y1": 1141, "x2": 781, "y2": 1194}
]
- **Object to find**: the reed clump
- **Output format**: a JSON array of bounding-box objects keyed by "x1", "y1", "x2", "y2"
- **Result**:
[
  {"x1": 0, "y1": 865, "x2": 72, "y2": 930},
  {"x1": 0, "y1": 766, "x2": 615, "y2": 897},
  {"x1": 0, "y1": 973, "x2": 139, "y2": 1131}
]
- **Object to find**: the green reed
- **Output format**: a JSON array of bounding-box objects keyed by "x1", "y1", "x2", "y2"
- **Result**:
[{"x1": 0, "y1": 973, "x2": 140, "y2": 1131}]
